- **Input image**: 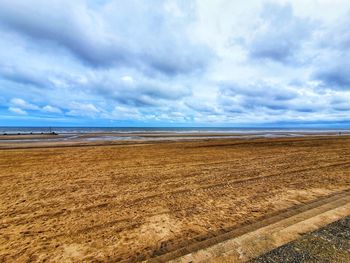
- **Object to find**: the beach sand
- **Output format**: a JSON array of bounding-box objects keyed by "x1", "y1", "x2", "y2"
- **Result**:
[{"x1": 0, "y1": 136, "x2": 349, "y2": 262}]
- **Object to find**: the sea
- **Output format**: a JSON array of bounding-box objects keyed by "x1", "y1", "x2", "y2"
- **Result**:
[{"x1": 1, "y1": 127, "x2": 350, "y2": 134}]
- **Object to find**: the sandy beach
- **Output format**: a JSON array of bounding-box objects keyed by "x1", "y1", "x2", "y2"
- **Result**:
[
  {"x1": 3, "y1": 0, "x2": 350, "y2": 261},
  {"x1": 1, "y1": 136, "x2": 350, "y2": 262}
]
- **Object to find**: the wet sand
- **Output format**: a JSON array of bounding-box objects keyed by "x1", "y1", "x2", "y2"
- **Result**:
[
  {"x1": 0, "y1": 136, "x2": 350, "y2": 262},
  {"x1": 0, "y1": 131, "x2": 349, "y2": 149}
]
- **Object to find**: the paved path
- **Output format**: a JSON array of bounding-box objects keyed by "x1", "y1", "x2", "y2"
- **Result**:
[{"x1": 251, "y1": 216, "x2": 350, "y2": 262}]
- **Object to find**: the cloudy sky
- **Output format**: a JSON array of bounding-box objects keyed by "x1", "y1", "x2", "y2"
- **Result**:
[{"x1": 0, "y1": 0, "x2": 350, "y2": 127}]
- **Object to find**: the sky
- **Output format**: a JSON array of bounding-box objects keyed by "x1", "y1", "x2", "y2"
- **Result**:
[{"x1": 0, "y1": 0, "x2": 350, "y2": 127}]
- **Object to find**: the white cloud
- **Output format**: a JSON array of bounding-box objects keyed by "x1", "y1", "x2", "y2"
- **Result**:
[
  {"x1": 66, "y1": 102, "x2": 100, "y2": 117},
  {"x1": 120, "y1": 75, "x2": 134, "y2": 85},
  {"x1": 8, "y1": 107, "x2": 27, "y2": 115},
  {"x1": 10, "y1": 98, "x2": 39, "y2": 110},
  {"x1": 108, "y1": 106, "x2": 142, "y2": 120},
  {"x1": 42, "y1": 105, "x2": 62, "y2": 114}
]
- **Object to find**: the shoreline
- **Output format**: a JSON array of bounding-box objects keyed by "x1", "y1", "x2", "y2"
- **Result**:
[
  {"x1": 0, "y1": 134, "x2": 350, "y2": 150},
  {"x1": 0, "y1": 131, "x2": 349, "y2": 146},
  {"x1": 1, "y1": 134, "x2": 350, "y2": 151}
]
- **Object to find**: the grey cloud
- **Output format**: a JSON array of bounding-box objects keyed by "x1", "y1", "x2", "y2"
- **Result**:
[
  {"x1": 1, "y1": 59, "x2": 192, "y2": 112},
  {"x1": 317, "y1": 13, "x2": 350, "y2": 51},
  {"x1": 144, "y1": 45, "x2": 210, "y2": 76},
  {"x1": 0, "y1": 65, "x2": 50, "y2": 88},
  {"x1": 71, "y1": 71, "x2": 193, "y2": 108},
  {"x1": 313, "y1": 54, "x2": 350, "y2": 90},
  {"x1": 245, "y1": 3, "x2": 314, "y2": 63},
  {"x1": 0, "y1": 1, "x2": 128, "y2": 67},
  {"x1": 0, "y1": 64, "x2": 90, "y2": 92},
  {"x1": 330, "y1": 96, "x2": 350, "y2": 111},
  {"x1": 0, "y1": 0, "x2": 211, "y2": 75},
  {"x1": 316, "y1": 68, "x2": 350, "y2": 89},
  {"x1": 185, "y1": 101, "x2": 218, "y2": 114},
  {"x1": 217, "y1": 81, "x2": 331, "y2": 116},
  {"x1": 311, "y1": 14, "x2": 350, "y2": 90},
  {"x1": 1, "y1": 1, "x2": 350, "y2": 125},
  {"x1": 220, "y1": 81, "x2": 298, "y2": 101}
]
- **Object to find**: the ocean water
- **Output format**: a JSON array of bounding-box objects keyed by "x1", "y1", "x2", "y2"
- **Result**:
[{"x1": 0, "y1": 127, "x2": 349, "y2": 134}]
